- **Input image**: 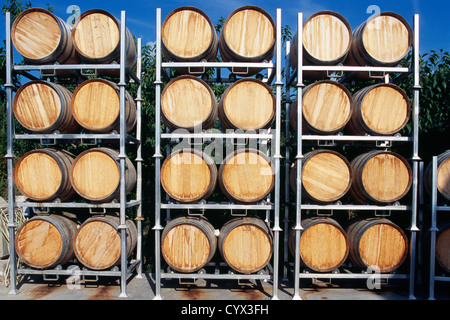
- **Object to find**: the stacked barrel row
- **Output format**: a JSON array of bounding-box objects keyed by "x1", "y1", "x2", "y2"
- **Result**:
[
  {"x1": 10, "y1": 8, "x2": 139, "y2": 271},
  {"x1": 159, "y1": 6, "x2": 278, "y2": 275},
  {"x1": 289, "y1": 10, "x2": 413, "y2": 78}
]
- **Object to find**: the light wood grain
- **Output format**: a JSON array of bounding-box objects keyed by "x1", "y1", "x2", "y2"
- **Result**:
[
  {"x1": 74, "y1": 215, "x2": 137, "y2": 270},
  {"x1": 437, "y1": 156, "x2": 450, "y2": 200},
  {"x1": 15, "y1": 214, "x2": 78, "y2": 269},
  {"x1": 290, "y1": 218, "x2": 348, "y2": 273},
  {"x1": 161, "y1": 149, "x2": 217, "y2": 203},
  {"x1": 14, "y1": 149, "x2": 75, "y2": 202},
  {"x1": 345, "y1": 12, "x2": 412, "y2": 67},
  {"x1": 347, "y1": 218, "x2": 408, "y2": 273},
  {"x1": 71, "y1": 79, "x2": 136, "y2": 133},
  {"x1": 219, "y1": 217, "x2": 272, "y2": 274},
  {"x1": 161, "y1": 216, "x2": 216, "y2": 273},
  {"x1": 348, "y1": 84, "x2": 410, "y2": 135},
  {"x1": 162, "y1": 8, "x2": 213, "y2": 59},
  {"x1": 219, "y1": 149, "x2": 274, "y2": 204},
  {"x1": 219, "y1": 78, "x2": 275, "y2": 130},
  {"x1": 13, "y1": 80, "x2": 79, "y2": 134},
  {"x1": 290, "y1": 80, "x2": 352, "y2": 134},
  {"x1": 161, "y1": 76, "x2": 217, "y2": 131},
  {"x1": 70, "y1": 148, "x2": 136, "y2": 202},
  {"x1": 350, "y1": 151, "x2": 412, "y2": 204},
  {"x1": 302, "y1": 151, "x2": 351, "y2": 203}
]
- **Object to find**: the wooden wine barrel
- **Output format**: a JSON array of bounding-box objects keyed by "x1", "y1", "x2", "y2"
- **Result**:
[
  {"x1": 74, "y1": 214, "x2": 137, "y2": 270},
  {"x1": 218, "y1": 149, "x2": 274, "y2": 204},
  {"x1": 423, "y1": 150, "x2": 450, "y2": 201},
  {"x1": 14, "y1": 148, "x2": 76, "y2": 202},
  {"x1": 218, "y1": 78, "x2": 275, "y2": 130},
  {"x1": 11, "y1": 8, "x2": 80, "y2": 65},
  {"x1": 436, "y1": 220, "x2": 450, "y2": 273},
  {"x1": 219, "y1": 6, "x2": 275, "y2": 76},
  {"x1": 161, "y1": 149, "x2": 217, "y2": 203},
  {"x1": 290, "y1": 11, "x2": 352, "y2": 69},
  {"x1": 346, "y1": 83, "x2": 411, "y2": 136},
  {"x1": 161, "y1": 76, "x2": 217, "y2": 132},
  {"x1": 70, "y1": 148, "x2": 136, "y2": 202},
  {"x1": 349, "y1": 151, "x2": 412, "y2": 204},
  {"x1": 71, "y1": 79, "x2": 136, "y2": 133},
  {"x1": 345, "y1": 12, "x2": 413, "y2": 67},
  {"x1": 345, "y1": 218, "x2": 408, "y2": 273},
  {"x1": 218, "y1": 217, "x2": 273, "y2": 274},
  {"x1": 13, "y1": 80, "x2": 79, "y2": 134},
  {"x1": 15, "y1": 213, "x2": 78, "y2": 269},
  {"x1": 72, "y1": 9, "x2": 136, "y2": 70},
  {"x1": 289, "y1": 80, "x2": 353, "y2": 134},
  {"x1": 161, "y1": 6, "x2": 218, "y2": 69},
  {"x1": 289, "y1": 217, "x2": 349, "y2": 273},
  {"x1": 161, "y1": 215, "x2": 217, "y2": 273},
  {"x1": 289, "y1": 150, "x2": 352, "y2": 204}
]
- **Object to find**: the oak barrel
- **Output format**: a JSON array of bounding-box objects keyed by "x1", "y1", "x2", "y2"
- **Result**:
[
  {"x1": 219, "y1": 6, "x2": 276, "y2": 76},
  {"x1": 289, "y1": 80, "x2": 353, "y2": 134},
  {"x1": 346, "y1": 83, "x2": 411, "y2": 136},
  {"x1": 218, "y1": 217, "x2": 273, "y2": 274},
  {"x1": 345, "y1": 218, "x2": 408, "y2": 273},
  {"x1": 218, "y1": 78, "x2": 275, "y2": 130},
  {"x1": 11, "y1": 8, "x2": 80, "y2": 65},
  {"x1": 349, "y1": 151, "x2": 412, "y2": 204},
  {"x1": 161, "y1": 76, "x2": 217, "y2": 132},
  {"x1": 162, "y1": 6, "x2": 218, "y2": 72},
  {"x1": 161, "y1": 215, "x2": 217, "y2": 273},
  {"x1": 14, "y1": 148, "x2": 76, "y2": 202},
  {"x1": 423, "y1": 150, "x2": 450, "y2": 201},
  {"x1": 15, "y1": 213, "x2": 78, "y2": 269},
  {"x1": 13, "y1": 80, "x2": 79, "y2": 134},
  {"x1": 218, "y1": 149, "x2": 274, "y2": 204},
  {"x1": 70, "y1": 148, "x2": 136, "y2": 202},
  {"x1": 71, "y1": 79, "x2": 136, "y2": 133},
  {"x1": 289, "y1": 217, "x2": 349, "y2": 273},
  {"x1": 161, "y1": 149, "x2": 217, "y2": 203},
  {"x1": 290, "y1": 150, "x2": 352, "y2": 204},
  {"x1": 345, "y1": 12, "x2": 412, "y2": 67},
  {"x1": 72, "y1": 9, "x2": 136, "y2": 70},
  {"x1": 290, "y1": 11, "x2": 352, "y2": 69},
  {"x1": 74, "y1": 214, "x2": 137, "y2": 270},
  {"x1": 436, "y1": 220, "x2": 450, "y2": 273}
]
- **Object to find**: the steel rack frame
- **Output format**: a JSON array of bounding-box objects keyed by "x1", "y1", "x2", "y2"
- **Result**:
[
  {"x1": 427, "y1": 154, "x2": 450, "y2": 299},
  {"x1": 4, "y1": 11, "x2": 143, "y2": 298},
  {"x1": 283, "y1": 13, "x2": 421, "y2": 300},
  {"x1": 153, "y1": 8, "x2": 283, "y2": 300}
]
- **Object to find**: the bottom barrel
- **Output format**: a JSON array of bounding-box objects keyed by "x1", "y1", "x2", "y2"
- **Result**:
[
  {"x1": 218, "y1": 217, "x2": 273, "y2": 274},
  {"x1": 15, "y1": 213, "x2": 78, "y2": 269},
  {"x1": 346, "y1": 218, "x2": 408, "y2": 273},
  {"x1": 161, "y1": 215, "x2": 217, "y2": 273},
  {"x1": 436, "y1": 220, "x2": 450, "y2": 273},
  {"x1": 289, "y1": 217, "x2": 349, "y2": 273},
  {"x1": 74, "y1": 214, "x2": 137, "y2": 270}
]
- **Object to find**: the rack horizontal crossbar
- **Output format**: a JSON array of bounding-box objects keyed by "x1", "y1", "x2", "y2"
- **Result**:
[
  {"x1": 161, "y1": 132, "x2": 274, "y2": 140},
  {"x1": 14, "y1": 134, "x2": 140, "y2": 144},
  {"x1": 297, "y1": 272, "x2": 409, "y2": 280},
  {"x1": 161, "y1": 203, "x2": 274, "y2": 210},
  {"x1": 15, "y1": 200, "x2": 141, "y2": 209},
  {"x1": 161, "y1": 272, "x2": 272, "y2": 280},
  {"x1": 299, "y1": 204, "x2": 410, "y2": 211},
  {"x1": 301, "y1": 135, "x2": 411, "y2": 142},
  {"x1": 162, "y1": 62, "x2": 274, "y2": 69},
  {"x1": 18, "y1": 260, "x2": 140, "y2": 277}
]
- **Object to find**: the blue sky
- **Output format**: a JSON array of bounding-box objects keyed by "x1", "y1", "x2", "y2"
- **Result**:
[{"x1": 3, "y1": 0, "x2": 450, "y2": 55}]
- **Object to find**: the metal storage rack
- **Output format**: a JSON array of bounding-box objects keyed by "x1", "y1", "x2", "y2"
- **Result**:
[
  {"x1": 153, "y1": 8, "x2": 283, "y2": 300},
  {"x1": 283, "y1": 13, "x2": 421, "y2": 300},
  {"x1": 427, "y1": 153, "x2": 450, "y2": 299},
  {"x1": 4, "y1": 11, "x2": 143, "y2": 298}
]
